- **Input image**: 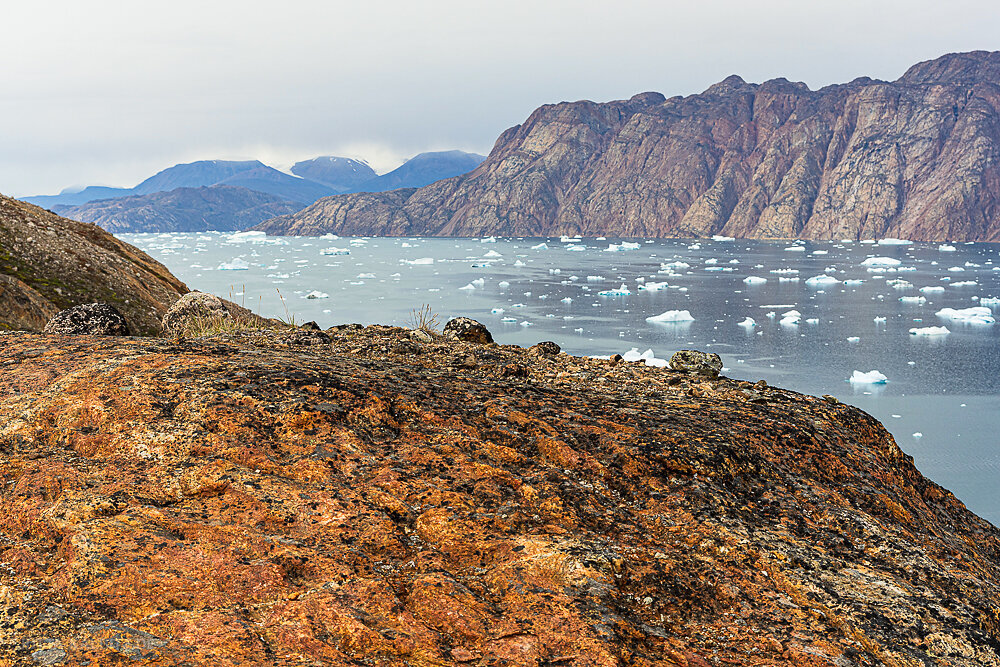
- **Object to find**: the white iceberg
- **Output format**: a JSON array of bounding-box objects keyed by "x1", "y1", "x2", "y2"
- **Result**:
[
  {"x1": 218, "y1": 258, "x2": 249, "y2": 270},
  {"x1": 531, "y1": 243, "x2": 548, "y2": 250},
  {"x1": 646, "y1": 310, "x2": 695, "y2": 323},
  {"x1": 939, "y1": 244, "x2": 957, "y2": 252},
  {"x1": 321, "y1": 247, "x2": 351, "y2": 256},
  {"x1": 784, "y1": 245, "x2": 806, "y2": 252},
  {"x1": 877, "y1": 238, "x2": 912, "y2": 245},
  {"x1": 743, "y1": 276, "x2": 767, "y2": 285},
  {"x1": 401, "y1": 257, "x2": 433, "y2": 265},
  {"x1": 850, "y1": 370, "x2": 888, "y2": 384},
  {"x1": 805, "y1": 274, "x2": 839, "y2": 286},
  {"x1": 936, "y1": 306, "x2": 996, "y2": 325},
  {"x1": 483, "y1": 250, "x2": 503, "y2": 258},
  {"x1": 598, "y1": 283, "x2": 632, "y2": 296},
  {"x1": 861, "y1": 256, "x2": 902, "y2": 267},
  {"x1": 712, "y1": 235, "x2": 735, "y2": 241},
  {"x1": 304, "y1": 290, "x2": 329, "y2": 299},
  {"x1": 899, "y1": 296, "x2": 927, "y2": 304},
  {"x1": 738, "y1": 317, "x2": 756, "y2": 328},
  {"x1": 909, "y1": 326, "x2": 950, "y2": 336}
]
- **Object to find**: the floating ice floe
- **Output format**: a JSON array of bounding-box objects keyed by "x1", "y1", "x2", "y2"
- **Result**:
[
  {"x1": 919, "y1": 286, "x2": 945, "y2": 293},
  {"x1": 805, "y1": 274, "x2": 839, "y2": 286},
  {"x1": 844, "y1": 279, "x2": 864, "y2": 286},
  {"x1": 520, "y1": 321, "x2": 533, "y2": 327},
  {"x1": 899, "y1": 296, "x2": 926, "y2": 304},
  {"x1": 980, "y1": 297, "x2": 1000, "y2": 307},
  {"x1": 531, "y1": 243, "x2": 548, "y2": 250},
  {"x1": 936, "y1": 306, "x2": 996, "y2": 325},
  {"x1": 401, "y1": 257, "x2": 433, "y2": 265},
  {"x1": 304, "y1": 291, "x2": 329, "y2": 299},
  {"x1": 948, "y1": 266, "x2": 965, "y2": 272},
  {"x1": 646, "y1": 310, "x2": 695, "y2": 323},
  {"x1": 598, "y1": 283, "x2": 632, "y2": 296},
  {"x1": 491, "y1": 308, "x2": 504, "y2": 314},
  {"x1": 779, "y1": 310, "x2": 800, "y2": 326},
  {"x1": 806, "y1": 318, "x2": 819, "y2": 324},
  {"x1": 357, "y1": 272, "x2": 375, "y2": 279},
  {"x1": 218, "y1": 258, "x2": 249, "y2": 270},
  {"x1": 874, "y1": 316, "x2": 887, "y2": 323},
  {"x1": 459, "y1": 283, "x2": 476, "y2": 291},
  {"x1": 887, "y1": 279, "x2": 913, "y2": 290},
  {"x1": 784, "y1": 245, "x2": 806, "y2": 252},
  {"x1": 564, "y1": 244, "x2": 586, "y2": 252},
  {"x1": 738, "y1": 317, "x2": 756, "y2": 328},
  {"x1": 480, "y1": 236, "x2": 497, "y2": 243},
  {"x1": 850, "y1": 370, "x2": 888, "y2": 384},
  {"x1": 877, "y1": 238, "x2": 912, "y2": 245},
  {"x1": 939, "y1": 244, "x2": 957, "y2": 252},
  {"x1": 847, "y1": 336, "x2": 860, "y2": 342},
  {"x1": 712, "y1": 235, "x2": 735, "y2": 241},
  {"x1": 514, "y1": 260, "x2": 526, "y2": 267},
  {"x1": 639, "y1": 281, "x2": 669, "y2": 291},
  {"x1": 498, "y1": 281, "x2": 510, "y2": 288},
  {"x1": 226, "y1": 231, "x2": 269, "y2": 244},
  {"x1": 501, "y1": 316, "x2": 517, "y2": 323},
  {"x1": 560, "y1": 236, "x2": 581, "y2": 243},
  {"x1": 605, "y1": 242, "x2": 641, "y2": 252},
  {"x1": 661, "y1": 261, "x2": 690, "y2": 270},
  {"x1": 743, "y1": 276, "x2": 767, "y2": 285},
  {"x1": 483, "y1": 250, "x2": 503, "y2": 258},
  {"x1": 950, "y1": 281, "x2": 977, "y2": 287},
  {"x1": 910, "y1": 326, "x2": 950, "y2": 336},
  {"x1": 622, "y1": 348, "x2": 669, "y2": 367},
  {"x1": 587, "y1": 275, "x2": 606, "y2": 282},
  {"x1": 861, "y1": 256, "x2": 902, "y2": 267},
  {"x1": 561, "y1": 297, "x2": 573, "y2": 303},
  {"x1": 321, "y1": 247, "x2": 350, "y2": 255},
  {"x1": 471, "y1": 277, "x2": 485, "y2": 287},
  {"x1": 770, "y1": 268, "x2": 798, "y2": 274},
  {"x1": 812, "y1": 250, "x2": 828, "y2": 255}
]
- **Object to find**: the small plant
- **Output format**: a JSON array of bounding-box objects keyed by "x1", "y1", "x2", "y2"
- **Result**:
[
  {"x1": 408, "y1": 303, "x2": 440, "y2": 334},
  {"x1": 276, "y1": 288, "x2": 299, "y2": 327}
]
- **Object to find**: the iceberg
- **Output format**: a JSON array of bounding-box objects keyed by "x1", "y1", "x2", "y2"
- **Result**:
[
  {"x1": 483, "y1": 250, "x2": 503, "y2": 258},
  {"x1": 910, "y1": 326, "x2": 950, "y2": 336},
  {"x1": 936, "y1": 306, "x2": 996, "y2": 325},
  {"x1": 712, "y1": 235, "x2": 735, "y2": 241},
  {"x1": 622, "y1": 348, "x2": 669, "y2": 367},
  {"x1": 980, "y1": 297, "x2": 1000, "y2": 307},
  {"x1": 401, "y1": 257, "x2": 433, "y2": 265},
  {"x1": 646, "y1": 310, "x2": 695, "y2": 323},
  {"x1": 304, "y1": 290, "x2": 329, "y2": 299},
  {"x1": 805, "y1": 274, "x2": 839, "y2": 286},
  {"x1": 459, "y1": 283, "x2": 476, "y2": 291},
  {"x1": 877, "y1": 238, "x2": 912, "y2": 245},
  {"x1": 919, "y1": 286, "x2": 945, "y2": 293},
  {"x1": 639, "y1": 281, "x2": 669, "y2": 291},
  {"x1": 530, "y1": 243, "x2": 548, "y2": 250},
  {"x1": 738, "y1": 317, "x2": 756, "y2": 328},
  {"x1": 218, "y1": 258, "x2": 249, "y2": 270},
  {"x1": 861, "y1": 256, "x2": 902, "y2": 267},
  {"x1": 850, "y1": 370, "x2": 888, "y2": 384},
  {"x1": 598, "y1": 283, "x2": 632, "y2": 296},
  {"x1": 743, "y1": 276, "x2": 767, "y2": 285},
  {"x1": 899, "y1": 296, "x2": 927, "y2": 304},
  {"x1": 939, "y1": 244, "x2": 957, "y2": 252},
  {"x1": 321, "y1": 247, "x2": 350, "y2": 256}
]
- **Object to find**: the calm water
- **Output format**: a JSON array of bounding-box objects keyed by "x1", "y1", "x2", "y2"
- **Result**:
[{"x1": 120, "y1": 232, "x2": 1000, "y2": 526}]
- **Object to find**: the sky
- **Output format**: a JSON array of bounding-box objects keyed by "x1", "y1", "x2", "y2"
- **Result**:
[{"x1": 1, "y1": 0, "x2": 997, "y2": 197}]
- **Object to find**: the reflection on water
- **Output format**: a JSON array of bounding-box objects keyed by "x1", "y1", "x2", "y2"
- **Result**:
[{"x1": 120, "y1": 232, "x2": 1000, "y2": 526}]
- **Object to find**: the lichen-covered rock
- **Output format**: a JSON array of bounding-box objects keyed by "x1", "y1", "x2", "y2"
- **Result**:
[
  {"x1": 161, "y1": 291, "x2": 229, "y2": 333},
  {"x1": 1, "y1": 328, "x2": 999, "y2": 665},
  {"x1": 442, "y1": 316, "x2": 493, "y2": 344},
  {"x1": 669, "y1": 349, "x2": 723, "y2": 378},
  {"x1": 42, "y1": 302, "x2": 130, "y2": 336},
  {"x1": 529, "y1": 341, "x2": 561, "y2": 356}
]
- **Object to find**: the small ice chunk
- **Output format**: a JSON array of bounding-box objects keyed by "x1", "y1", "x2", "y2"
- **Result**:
[
  {"x1": 874, "y1": 316, "x2": 887, "y2": 323},
  {"x1": 738, "y1": 317, "x2": 756, "y2": 328},
  {"x1": 936, "y1": 306, "x2": 996, "y2": 325},
  {"x1": 320, "y1": 247, "x2": 351, "y2": 256},
  {"x1": 531, "y1": 243, "x2": 548, "y2": 250},
  {"x1": 850, "y1": 370, "x2": 888, "y2": 384},
  {"x1": 218, "y1": 258, "x2": 249, "y2": 270},
  {"x1": 877, "y1": 238, "x2": 912, "y2": 245},
  {"x1": 561, "y1": 297, "x2": 573, "y2": 303},
  {"x1": 498, "y1": 281, "x2": 510, "y2": 288},
  {"x1": 401, "y1": 257, "x2": 433, "y2": 265},
  {"x1": 900, "y1": 296, "x2": 927, "y2": 304},
  {"x1": 784, "y1": 245, "x2": 806, "y2": 252},
  {"x1": 491, "y1": 308, "x2": 505, "y2": 314},
  {"x1": 743, "y1": 276, "x2": 767, "y2": 285},
  {"x1": 711, "y1": 235, "x2": 735, "y2": 241},
  {"x1": 861, "y1": 256, "x2": 902, "y2": 267},
  {"x1": 514, "y1": 260, "x2": 526, "y2": 267},
  {"x1": 472, "y1": 277, "x2": 485, "y2": 287},
  {"x1": 939, "y1": 244, "x2": 957, "y2": 252},
  {"x1": 459, "y1": 283, "x2": 476, "y2": 291},
  {"x1": 483, "y1": 250, "x2": 503, "y2": 258},
  {"x1": 847, "y1": 336, "x2": 860, "y2": 342},
  {"x1": 304, "y1": 290, "x2": 329, "y2": 299},
  {"x1": 639, "y1": 281, "x2": 669, "y2": 291},
  {"x1": 598, "y1": 283, "x2": 632, "y2": 296},
  {"x1": 805, "y1": 274, "x2": 839, "y2": 286},
  {"x1": 913, "y1": 432, "x2": 923, "y2": 439}
]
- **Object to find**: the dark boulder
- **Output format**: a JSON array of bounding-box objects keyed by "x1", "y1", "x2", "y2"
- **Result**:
[
  {"x1": 529, "y1": 341, "x2": 561, "y2": 356},
  {"x1": 43, "y1": 303, "x2": 131, "y2": 336},
  {"x1": 443, "y1": 317, "x2": 494, "y2": 344}
]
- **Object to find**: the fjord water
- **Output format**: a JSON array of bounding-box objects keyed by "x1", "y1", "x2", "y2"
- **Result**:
[{"x1": 121, "y1": 232, "x2": 1000, "y2": 525}]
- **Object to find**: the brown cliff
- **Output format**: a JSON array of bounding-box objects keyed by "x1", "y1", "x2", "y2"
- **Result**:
[
  {"x1": 257, "y1": 51, "x2": 1000, "y2": 241},
  {"x1": 2, "y1": 326, "x2": 999, "y2": 665},
  {"x1": 0, "y1": 194, "x2": 188, "y2": 334}
]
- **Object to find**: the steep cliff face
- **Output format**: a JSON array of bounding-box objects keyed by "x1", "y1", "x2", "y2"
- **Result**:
[
  {"x1": 0, "y1": 194, "x2": 188, "y2": 333},
  {"x1": 258, "y1": 51, "x2": 1000, "y2": 241},
  {"x1": 2, "y1": 326, "x2": 999, "y2": 665}
]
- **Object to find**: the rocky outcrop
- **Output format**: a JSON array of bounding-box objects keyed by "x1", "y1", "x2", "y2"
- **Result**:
[
  {"x1": 0, "y1": 193, "x2": 188, "y2": 334},
  {"x1": 2, "y1": 327, "x2": 999, "y2": 665},
  {"x1": 59, "y1": 185, "x2": 304, "y2": 233},
  {"x1": 258, "y1": 51, "x2": 1000, "y2": 242}
]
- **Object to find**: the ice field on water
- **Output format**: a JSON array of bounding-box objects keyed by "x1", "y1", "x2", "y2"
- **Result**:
[{"x1": 121, "y1": 231, "x2": 1000, "y2": 525}]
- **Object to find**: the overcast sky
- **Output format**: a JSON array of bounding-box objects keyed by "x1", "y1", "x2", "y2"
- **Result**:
[{"x1": 1, "y1": 0, "x2": 996, "y2": 197}]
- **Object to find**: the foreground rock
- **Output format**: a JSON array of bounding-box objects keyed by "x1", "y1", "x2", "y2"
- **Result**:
[
  {"x1": 161, "y1": 290, "x2": 281, "y2": 335},
  {"x1": 257, "y1": 51, "x2": 1000, "y2": 242},
  {"x1": 1, "y1": 328, "x2": 999, "y2": 665},
  {"x1": 0, "y1": 193, "x2": 187, "y2": 333}
]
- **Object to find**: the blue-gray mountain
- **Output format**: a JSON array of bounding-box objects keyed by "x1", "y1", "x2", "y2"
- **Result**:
[
  {"x1": 256, "y1": 51, "x2": 1000, "y2": 242},
  {"x1": 25, "y1": 152, "x2": 484, "y2": 232}
]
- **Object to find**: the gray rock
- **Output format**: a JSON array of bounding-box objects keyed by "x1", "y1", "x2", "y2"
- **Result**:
[
  {"x1": 442, "y1": 317, "x2": 494, "y2": 344},
  {"x1": 161, "y1": 291, "x2": 229, "y2": 334},
  {"x1": 668, "y1": 350, "x2": 723, "y2": 378},
  {"x1": 43, "y1": 303, "x2": 130, "y2": 336},
  {"x1": 410, "y1": 328, "x2": 435, "y2": 343},
  {"x1": 31, "y1": 648, "x2": 67, "y2": 666}
]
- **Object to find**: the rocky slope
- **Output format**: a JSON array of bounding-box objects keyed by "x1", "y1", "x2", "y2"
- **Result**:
[
  {"x1": 2, "y1": 324, "x2": 999, "y2": 665},
  {"x1": 258, "y1": 51, "x2": 1000, "y2": 241},
  {"x1": 60, "y1": 185, "x2": 305, "y2": 233},
  {"x1": 0, "y1": 194, "x2": 188, "y2": 333}
]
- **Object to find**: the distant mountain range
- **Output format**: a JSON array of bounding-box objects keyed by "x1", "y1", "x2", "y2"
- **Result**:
[
  {"x1": 22, "y1": 151, "x2": 485, "y2": 233},
  {"x1": 257, "y1": 51, "x2": 1000, "y2": 242}
]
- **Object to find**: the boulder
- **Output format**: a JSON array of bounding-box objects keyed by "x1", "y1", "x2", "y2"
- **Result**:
[
  {"x1": 442, "y1": 317, "x2": 494, "y2": 344},
  {"x1": 43, "y1": 303, "x2": 131, "y2": 336},
  {"x1": 161, "y1": 292, "x2": 229, "y2": 334},
  {"x1": 529, "y1": 341, "x2": 561, "y2": 356},
  {"x1": 669, "y1": 350, "x2": 723, "y2": 379}
]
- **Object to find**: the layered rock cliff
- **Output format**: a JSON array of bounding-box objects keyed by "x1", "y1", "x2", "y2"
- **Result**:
[
  {"x1": 258, "y1": 51, "x2": 1000, "y2": 241},
  {"x1": 2, "y1": 325, "x2": 999, "y2": 665},
  {"x1": 0, "y1": 194, "x2": 187, "y2": 333}
]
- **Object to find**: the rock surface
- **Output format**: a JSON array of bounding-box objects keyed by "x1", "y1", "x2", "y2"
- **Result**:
[
  {"x1": 0, "y1": 193, "x2": 188, "y2": 334},
  {"x1": 257, "y1": 51, "x2": 1000, "y2": 242},
  {"x1": 1, "y1": 326, "x2": 999, "y2": 665},
  {"x1": 43, "y1": 303, "x2": 131, "y2": 336}
]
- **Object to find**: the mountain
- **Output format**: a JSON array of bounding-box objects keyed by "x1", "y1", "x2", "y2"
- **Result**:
[
  {"x1": 257, "y1": 51, "x2": 1000, "y2": 242},
  {"x1": 25, "y1": 185, "x2": 135, "y2": 209},
  {"x1": 0, "y1": 193, "x2": 187, "y2": 333},
  {"x1": 131, "y1": 159, "x2": 265, "y2": 195},
  {"x1": 58, "y1": 185, "x2": 305, "y2": 233},
  {"x1": 4, "y1": 326, "x2": 1000, "y2": 664},
  {"x1": 290, "y1": 156, "x2": 377, "y2": 191},
  {"x1": 347, "y1": 150, "x2": 486, "y2": 193},
  {"x1": 213, "y1": 165, "x2": 337, "y2": 203}
]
